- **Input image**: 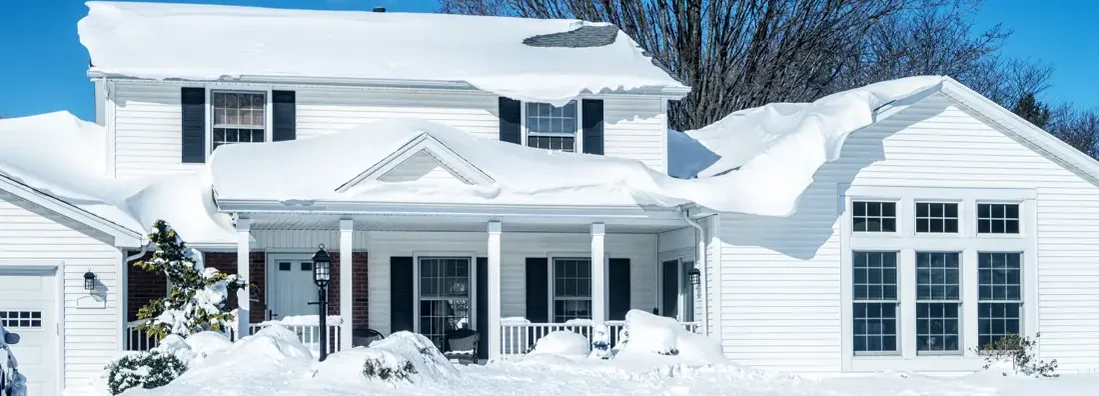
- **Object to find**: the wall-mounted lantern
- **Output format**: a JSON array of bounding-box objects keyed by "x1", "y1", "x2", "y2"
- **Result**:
[{"x1": 83, "y1": 270, "x2": 97, "y2": 291}]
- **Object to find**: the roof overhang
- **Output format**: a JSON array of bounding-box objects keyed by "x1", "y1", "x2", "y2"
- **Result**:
[
  {"x1": 0, "y1": 174, "x2": 143, "y2": 248},
  {"x1": 86, "y1": 72, "x2": 691, "y2": 99}
]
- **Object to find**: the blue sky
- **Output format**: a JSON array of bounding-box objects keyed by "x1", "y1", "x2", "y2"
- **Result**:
[{"x1": 1, "y1": 0, "x2": 1096, "y2": 121}]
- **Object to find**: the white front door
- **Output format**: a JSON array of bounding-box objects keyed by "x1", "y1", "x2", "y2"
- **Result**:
[
  {"x1": 268, "y1": 259, "x2": 317, "y2": 320},
  {"x1": 0, "y1": 268, "x2": 58, "y2": 396}
]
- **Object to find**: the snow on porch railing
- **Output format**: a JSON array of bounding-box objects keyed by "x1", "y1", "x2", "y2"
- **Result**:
[
  {"x1": 249, "y1": 315, "x2": 343, "y2": 357},
  {"x1": 499, "y1": 319, "x2": 700, "y2": 355},
  {"x1": 125, "y1": 319, "x2": 239, "y2": 351}
]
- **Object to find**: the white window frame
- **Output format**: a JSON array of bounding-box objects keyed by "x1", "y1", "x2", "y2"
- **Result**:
[
  {"x1": 410, "y1": 252, "x2": 478, "y2": 341},
  {"x1": 839, "y1": 185, "x2": 1037, "y2": 372},
  {"x1": 521, "y1": 100, "x2": 584, "y2": 152},
  {"x1": 548, "y1": 254, "x2": 594, "y2": 323},
  {"x1": 202, "y1": 84, "x2": 274, "y2": 156}
]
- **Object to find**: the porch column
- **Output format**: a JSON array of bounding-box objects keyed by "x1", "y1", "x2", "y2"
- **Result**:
[
  {"x1": 235, "y1": 218, "x2": 251, "y2": 338},
  {"x1": 487, "y1": 221, "x2": 502, "y2": 360},
  {"x1": 339, "y1": 219, "x2": 354, "y2": 351},
  {"x1": 591, "y1": 223, "x2": 606, "y2": 328}
]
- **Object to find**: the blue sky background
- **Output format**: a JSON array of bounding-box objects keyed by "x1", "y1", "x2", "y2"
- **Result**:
[{"x1": 1, "y1": 0, "x2": 1095, "y2": 121}]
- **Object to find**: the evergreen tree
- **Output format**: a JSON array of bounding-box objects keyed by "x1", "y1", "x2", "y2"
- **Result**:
[
  {"x1": 1012, "y1": 92, "x2": 1052, "y2": 129},
  {"x1": 136, "y1": 220, "x2": 247, "y2": 338}
]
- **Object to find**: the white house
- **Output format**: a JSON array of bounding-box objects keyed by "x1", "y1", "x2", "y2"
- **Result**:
[{"x1": 1, "y1": 2, "x2": 1098, "y2": 396}]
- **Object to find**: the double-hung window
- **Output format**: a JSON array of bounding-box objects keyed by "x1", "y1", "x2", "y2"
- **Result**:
[
  {"x1": 977, "y1": 252, "x2": 1022, "y2": 347},
  {"x1": 915, "y1": 252, "x2": 961, "y2": 353},
  {"x1": 852, "y1": 251, "x2": 898, "y2": 353},
  {"x1": 552, "y1": 258, "x2": 592, "y2": 323},
  {"x1": 525, "y1": 101, "x2": 579, "y2": 152},
  {"x1": 419, "y1": 257, "x2": 471, "y2": 348},
  {"x1": 212, "y1": 91, "x2": 266, "y2": 151}
]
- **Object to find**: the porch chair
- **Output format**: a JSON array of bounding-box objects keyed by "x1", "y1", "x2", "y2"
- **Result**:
[
  {"x1": 442, "y1": 328, "x2": 480, "y2": 364},
  {"x1": 352, "y1": 328, "x2": 385, "y2": 347}
]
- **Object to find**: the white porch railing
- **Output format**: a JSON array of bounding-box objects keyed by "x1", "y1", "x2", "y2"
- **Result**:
[
  {"x1": 499, "y1": 320, "x2": 700, "y2": 355},
  {"x1": 124, "y1": 320, "x2": 340, "y2": 356}
]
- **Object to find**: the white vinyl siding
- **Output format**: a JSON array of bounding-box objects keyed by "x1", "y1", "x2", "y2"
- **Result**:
[
  {"x1": 109, "y1": 81, "x2": 671, "y2": 178},
  {"x1": 0, "y1": 191, "x2": 122, "y2": 392},
  {"x1": 714, "y1": 92, "x2": 1099, "y2": 372}
]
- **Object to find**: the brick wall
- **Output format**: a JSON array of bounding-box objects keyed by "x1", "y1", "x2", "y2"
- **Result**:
[
  {"x1": 204, "y1": 252, "x2": 267, "y2": 324},
  {"x1": 328, "y1": 251, "x2": 370, "y2": 328},
  {"x1": 126, "y1": 252, "x2": 165, "y2": 321}
]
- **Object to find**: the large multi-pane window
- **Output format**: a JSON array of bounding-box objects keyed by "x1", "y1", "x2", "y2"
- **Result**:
[
  {"x1": 978, "y1": 253, "x2": 1022, "y2": 347},
  {"x1": 553, "y1": 258, "x2": 592, "y2": 323},
  {"x1": 212, "y1": 91, "x2": 266, "y2": 151},
  {"x1": 852, "y1": 201, "x2": 897, "y2": 232},
  {"x1": 915, "y1": 252, "x2": 961, "y2": 352},
  {"x1": 526, "y1": 101, "x2": 578, "y2": 152},
  {"x1": 419, "y1": 257, "x2": 471, "y2": 348},
  {"x1": 977, "y1": 203, "x2": 1021, "y2": 234},
  {"x1": 852, "y1": 251, "x2": 898, "y2": 353},
  {"x1": 916, "y1": 203, "x2": 959, "y2": 233}
]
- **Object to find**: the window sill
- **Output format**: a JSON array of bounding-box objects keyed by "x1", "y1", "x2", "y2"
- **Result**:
[{"x1": 848, "y1": 354, "x2": 984, "y2": 372}]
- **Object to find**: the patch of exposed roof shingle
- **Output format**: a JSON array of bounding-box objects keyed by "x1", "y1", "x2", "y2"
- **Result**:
[{"x1": 522, "y1": 25, "x2": 619, "y2": 48}]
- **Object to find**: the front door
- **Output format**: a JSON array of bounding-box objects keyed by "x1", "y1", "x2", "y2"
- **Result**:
[{"x1": 269, "y1": 259, "x2": 316, "y2": 320}]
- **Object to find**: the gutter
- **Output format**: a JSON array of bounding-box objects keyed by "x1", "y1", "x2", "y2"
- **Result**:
[{"x1": 678, "y1": 205, "x2": 709, "y2": 336}]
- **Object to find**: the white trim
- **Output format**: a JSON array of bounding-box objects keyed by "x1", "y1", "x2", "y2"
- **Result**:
[
  {"x1": 410, "y1": 252, "x2": 477, "y2": 335},
  {"x1": 0, "y1": 261, "x2": 65, "y2": 393},
  {"x1": 590, "y1": 223, "x2": 605, "y2": 327},
  {"x1": 235, "y1": 218, "x2": 251, "y2": 336},
  {"x1": 336, "y1": 133, "x2": 495, "y2": 191},
  {"x1": 104, "y1": 80, "x2": 117, "y2": 177},
  {"x1": 486, "y1": 221, "x2": 502, "y2": 360},
  {"x1": 521, "y1": 100, "x2": 584, "y2": 153},
  {"x1": 0, "y1": 174, "x2": 142, "y2": 247},
  {"x1": 839, "y1": 185, "x2": 1038, "y2": 372},
  {"x1": 708, "y1": 215, "x2": 723, "y2": 342},
  {"x1": 338, "y1": 219, "x2": 354, "y2": 349},
  {"x1": 660, "y1": 98, "x2": 669, "y2": 175},
  {"x1": 206, "y1": 88, "x2": 273, "y2": 155}
]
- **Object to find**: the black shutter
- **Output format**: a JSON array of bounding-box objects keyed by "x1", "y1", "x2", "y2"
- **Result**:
[
  {"x1": 581, "y1": 99, "x2": 604, "y2": 155},
  {"x1": 181, "y1": 87, "x2": 206, "y2": 163},
  {"x1": 499, "y1": 97, "x2": 522, "y2": 144},
  {"x1": 661, "y1": 260, "x2": 679, "y2": 318},
  {"x1": 525, "y1": 258, "x2": 549, "y2": 323},
  {"x1": 272, "y1": 90, "x2": 296, "y2": 142},
  {"x1": 390, "y1": 256, "x2": 414, "y2": 334},
  {"x1": 476, "y1": 257, "x2": 488, "y2": 360},
  {"x1": 608, "y1": 258, "x2": 631, "y2": 320}
]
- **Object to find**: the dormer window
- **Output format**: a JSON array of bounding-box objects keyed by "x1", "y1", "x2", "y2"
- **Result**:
[
  {"x1": 212, "y1": 91, "x2": 267, "y2": 151},
  {"x1": 525, "y1": 101, "x2": 579, "y2": 152}
]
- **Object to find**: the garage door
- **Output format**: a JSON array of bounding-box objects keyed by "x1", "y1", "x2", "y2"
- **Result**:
[{"x1": 0, "y1": 268, "x2": 58, "y2": 396}]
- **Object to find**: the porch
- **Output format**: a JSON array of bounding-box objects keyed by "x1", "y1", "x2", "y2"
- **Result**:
[{"x1": 124, "y1": 210, "x2": 707, "y2": 359}]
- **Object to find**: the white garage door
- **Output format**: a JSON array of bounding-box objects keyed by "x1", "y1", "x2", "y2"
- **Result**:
[{"x1": 0, "y1": 269, "x2": 58, "y2": 396}]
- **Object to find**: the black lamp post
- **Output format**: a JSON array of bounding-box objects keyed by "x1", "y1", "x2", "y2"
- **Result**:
[
  {"x1": 687, "y1": 267, "x2": 701, "y2": 287},
  {"x1": 309, "y1": 244, "x2": 332, "y2": 361},
  {"x1": 83, "y1": 270, "x2": 97, "y2": 291}
]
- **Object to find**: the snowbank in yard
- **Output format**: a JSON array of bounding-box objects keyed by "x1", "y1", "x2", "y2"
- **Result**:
[
  {"x1": 257, "y1": 315, "x2": 344, "y2": 327},
  {"x1": 314, "y1": 332, "x2": 458, "y2": 384},
  {"x1": 618, "y1": 310, "x2": 726, "y2": 365},
  {"x1": 529, "y1": 331, "x2": 591, "y2": 358},
  {"x1": 78, "y1": 2, "x2": 686, "y2": 106},
  {"x1": 182, "y1": 332, "x2": 233, "y2": 362}
]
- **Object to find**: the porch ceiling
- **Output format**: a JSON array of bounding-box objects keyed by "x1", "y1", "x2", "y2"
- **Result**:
[{"x1": 245, "y1": 213, "x2": 688, "y2": 234}]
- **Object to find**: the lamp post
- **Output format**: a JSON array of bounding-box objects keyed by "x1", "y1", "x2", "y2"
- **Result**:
[{"x1": 309, "y1": 244, "x2": 332, "y2": 361}]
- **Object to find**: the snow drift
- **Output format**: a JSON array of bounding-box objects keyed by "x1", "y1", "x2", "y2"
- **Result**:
[
  {"x1": 617, "y1": 310, "x2": 726, "y2": 365},
  {"x1": 529, "y1": 331, "x2": 591, "y2": 358},
  {"x1": 313, "y1": 332, "x2": 458, "y2": 384}
]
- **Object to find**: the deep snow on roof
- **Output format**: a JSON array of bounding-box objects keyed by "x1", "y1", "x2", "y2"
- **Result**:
[{"x1": 77, "y1": 1, "x2": 687, "y2": 105}]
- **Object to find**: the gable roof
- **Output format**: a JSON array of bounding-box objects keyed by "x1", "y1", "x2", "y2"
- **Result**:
[
  {"x1": 78, "y1": 2, "x2": 689, "y2": 105},
  {"x1": 337, "y1": 132, "x2": 495, "y2": 192},
  {"x1": 0, "y1": 173, "x2": 142, "y2": 247}
]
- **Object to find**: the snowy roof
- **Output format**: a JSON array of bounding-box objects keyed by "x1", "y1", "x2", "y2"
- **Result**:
[{"x1": 77, "y1": 1, "x2": 688, "y2": 105}]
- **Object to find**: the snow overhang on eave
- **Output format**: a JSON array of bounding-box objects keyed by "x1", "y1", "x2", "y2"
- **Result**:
[
  {"x1": 0, "y1": 174, "x2": 143, "y2": 248},
  {"x1": 85, "y1": 71, "x2": 691, "y2": 98},
  {"x1": 216, "y1": 199, "x2": 684, "y2": 221}
]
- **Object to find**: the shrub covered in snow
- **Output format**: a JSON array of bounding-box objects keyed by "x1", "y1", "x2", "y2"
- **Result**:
[
  {"x1": 313, "y1": 331, "x2": 457, "y2": 385},
  {"x1": 617, "y1": 310, "x2": 726, "y2": 365},
  {"x1": 530, "y1": 331, "x2": 591, "y2": 358},
  {"x1": 978, "y1": 333, "x2": 1058, "y2": 378},
  {"x1": 104, "y1": 351, "x2": 187, "y2": 395},
  {"x1": 135, "y1": 220, "x2": 248, "y2": 339}
]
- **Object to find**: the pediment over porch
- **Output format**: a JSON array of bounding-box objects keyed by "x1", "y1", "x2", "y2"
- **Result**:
[{"x1": 336, "y1": 133, "x2": 495, "y2": 192}]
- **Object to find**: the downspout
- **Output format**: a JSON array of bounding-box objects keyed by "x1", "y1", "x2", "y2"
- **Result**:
[
  {"x1": 125, "y1": 242, "x2": 154, "y2": 262},
  {"x1": 678, "y1": 206, "x2": 708, "y2": 336}
]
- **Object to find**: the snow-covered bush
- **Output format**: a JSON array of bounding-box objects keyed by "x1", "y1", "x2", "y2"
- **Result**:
[
  {"x1": 135, "y1": 220, "x2": 247, "y2": 339},
  {"x1": 104, "y1": 351, "x2": 187, "y2": 395},
  {"x1": 617, "y1": 310, "x2": 726, "y2": 365},
  {"x1": 978, "y1": 333, "x2": 1058, "y2": 377},
  {"x1": 313, "y1": 331, "x2": 457, "y2": 385},
  {"x1": 362, "y1": 359, "x2": 416, "y2": 382},
  {"x1": 530, "y1": 331, "x2": 591, "y2": 357}
]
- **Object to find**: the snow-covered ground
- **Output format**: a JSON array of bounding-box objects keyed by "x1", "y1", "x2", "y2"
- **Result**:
[{"x1": 109, "y1": 312, "x2": 1099, "y2": 396}]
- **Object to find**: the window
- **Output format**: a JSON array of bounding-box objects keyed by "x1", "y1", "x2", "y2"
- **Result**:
[
  {"x1": 915, "y1": 252, "x2": 961, "y2": 352},
  {"x1": 978, "y1": 253, "x2": 1022, "y2": 347},
  {"x1": 553, "y1": 258, "x2": 592, "y2": 323},
  {"x1": 278, "y1": 261, "x2": 291, "y2": 271},
  {"x1": 526, "y1": 101, "x2": 578, "y2": 152},
  {"x1": 852, "y1": 251, "x2": 898, "y2": 353},
  {"x1": 916, "y1": 202, "x2": 959, "y2": 233},
  {"x1": 852, "y1": 201, "x2": 897, "y2": 232},
  {"x1": 419, "y1": 257, "x2": 471, "y2": 348},
  {"x1": 212, "y1": 91, "x2": 266, "y2": 151},
  {"x1": 0, "y1": 311, "x2": 42, "y2": 328},
  {"x1": 300, "y1": 262, "x2": 312, "y2": 271},
  {"x1": 977, "y1": 203, "x2": 1020, "y2": 234}
]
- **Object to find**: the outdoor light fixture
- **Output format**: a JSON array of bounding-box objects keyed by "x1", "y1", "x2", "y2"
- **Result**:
[
  {"x1": 310, "y1": 244, "x2": 332, "y2": 361},
  {"x1": 83, "y1": 270, "x2": 97, "y2": 291},
  {"x1": 687, "y1": 267, "x2": 701, "y2": 287}
]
